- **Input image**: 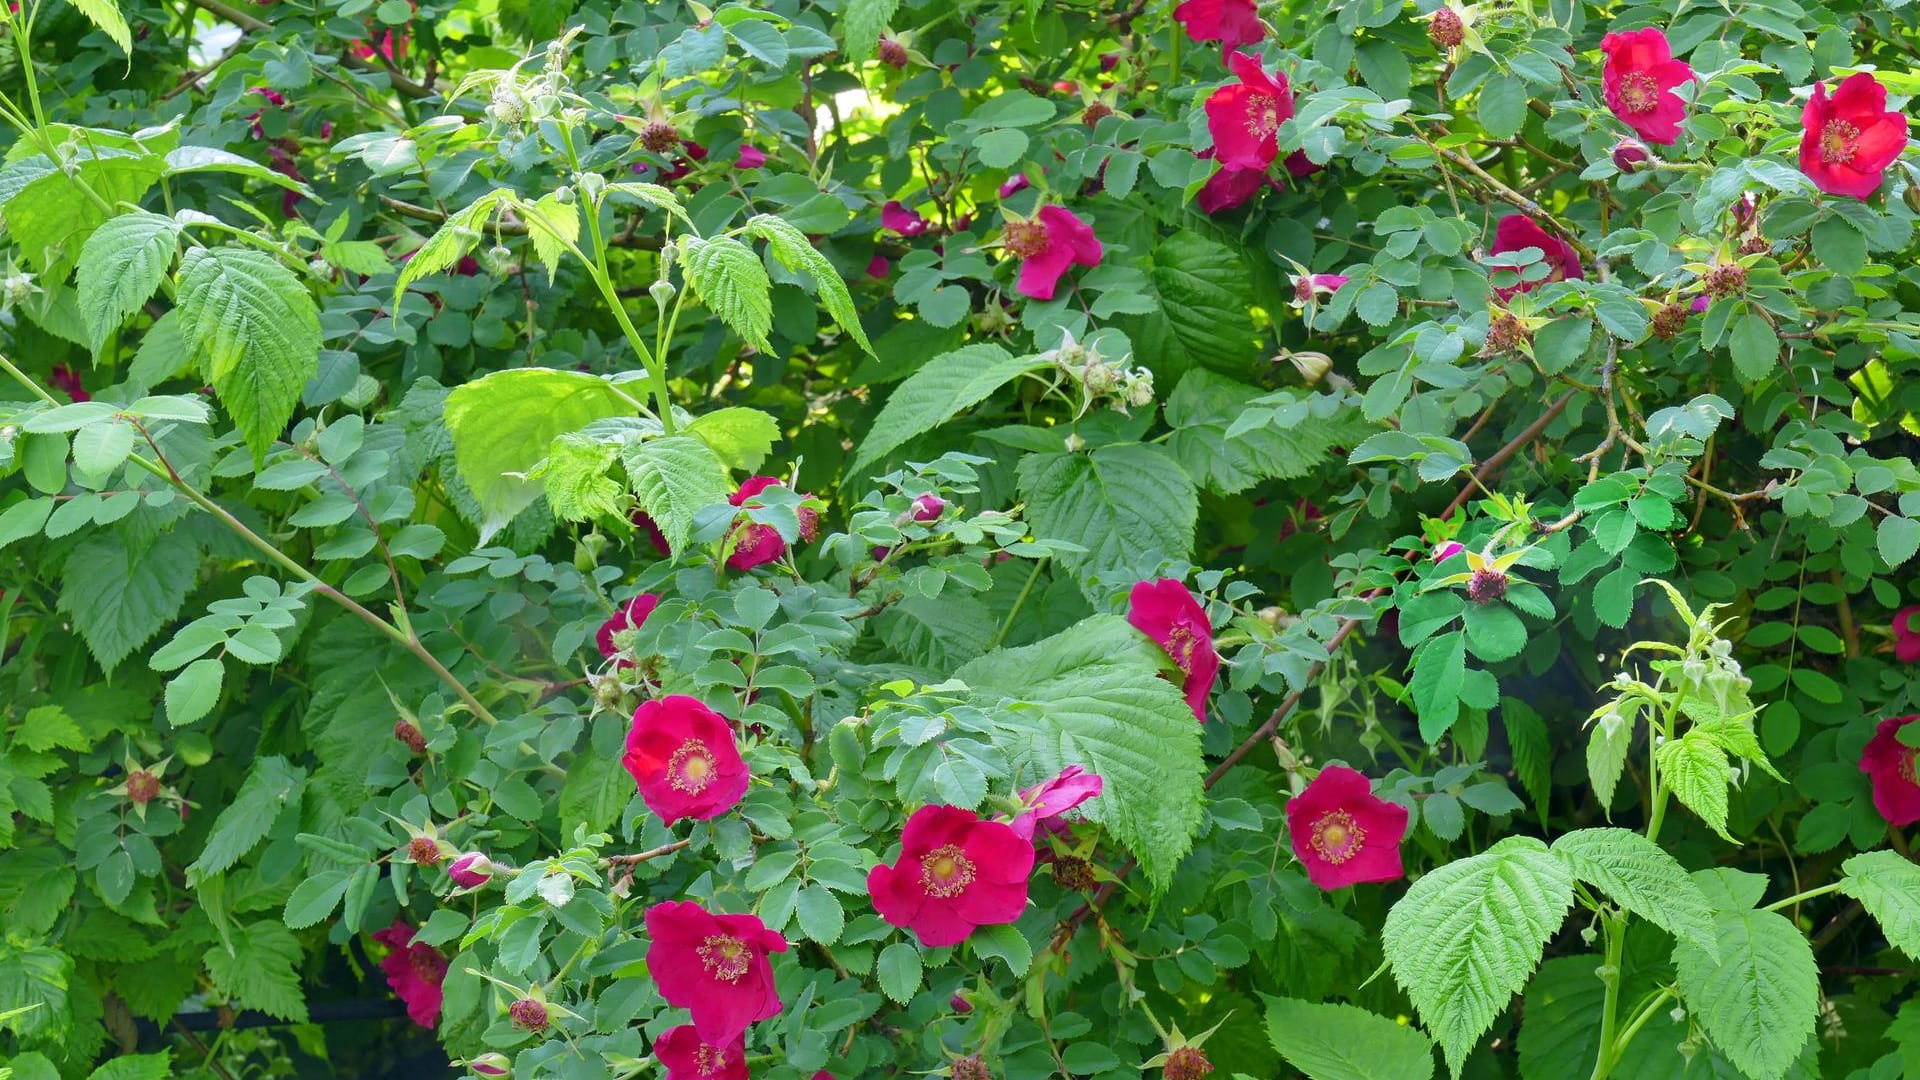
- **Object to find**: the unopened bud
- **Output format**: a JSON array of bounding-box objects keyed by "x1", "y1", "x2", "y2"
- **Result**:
[
  {"x1": 464, "y1": 1054, "x2": 511, "y2": 1077},
  {"x1": 509, "y1": 997, "x2": 549, "y2": 1033},
  {"x1": 649, "y1": 279, "x2": 677, "y2": 308},
  {"x1": 1286, "y1": 350, "x2": 1332, "y2": 383}
]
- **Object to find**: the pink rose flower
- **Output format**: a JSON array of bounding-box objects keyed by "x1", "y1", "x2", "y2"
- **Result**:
[
  {"x1": 1487, "y1": 215, "x2": 1583, "y2": 300},
  {"x1": 623, "y1": 695, "x2": 750, "y2": 824},
  {"x1": 646, "y1": 901, "x2": 789, "y2": 1042},
  {"x1": 1861, "y1": 715, "x2": 1920, "y2": 827},
  {"x1": 1285, "y1": 765, "x2": 1410, "y2": 890},
  {"x1": 1173, "y1": 0, "x2": 1263, "y2": 50},
  {"x1": 868, "y1": 805, "x2": 1033, "y2": 947},
  {"x1": 1001, "y1": 205, "x2": 1102, "y2": 300},
  {"x1": 373, "y1": 919, "x2": 446, "y2": 1028},
  {"x1": 1599, "y1": 27, "x2": 1694, "y2": 146},
  {"x1": 1126, "y1": 578, "x2": 1220, "y2": 722},
  {"x1": 1010, "y1": 765, "x2": 1103, "y2": 841},
  {"x1": 655, "y1": 1024, "x2": 748, "y2": 1080},
  {"x1": 597, "y1": 593, "x2": 661, "y2": 667},
  {"x1": 1204, "y1": 51, "x2": 1294, "y2": 170}
]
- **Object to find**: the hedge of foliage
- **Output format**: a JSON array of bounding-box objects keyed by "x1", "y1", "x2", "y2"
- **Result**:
[{"x1": 5, "y1": 0, "x2": 1920, "y2": 1078}]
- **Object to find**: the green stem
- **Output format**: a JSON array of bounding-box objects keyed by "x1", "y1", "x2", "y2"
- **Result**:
[
  {"x1": 988, "y1": 557, "x2": 1046, "y2": 650},
  {"x1": 1587, "y1": 915, "x2": 1628, "y2": 1080},
  {"x1": 1611, "y1": 987, "x2": 1676, "y2": 1061},
  {"x1": 1762, "y1": 880, "x2": 1844, "y2": 912}
]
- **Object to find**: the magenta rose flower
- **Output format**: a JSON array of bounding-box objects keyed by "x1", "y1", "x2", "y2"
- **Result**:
[
  {"x1": 446, "y1": 852, "x2": 493, "y2": 889},
  {"x1": 1126, "y1": 578, "x2": 1220, "y2": 722},
  {"x1": 1599, "y1": 27, "x2": 1694, "y2": 145},
  {"x1": 726, "y1": 476, "x2": 819, "y2": 571},
  {"x1": 646, "y1": 900, "x2": 789, "y2": 1042},
  {"x1": 373, "y1": 919, "x2": 447, "y2": 1029},
  {"x1": 1010, "y1": 765, "x2": 1103, "y2": 840},
  {"x1": 1173, "y1": 0, "x2": 1263, "y2": 50},
  {"x1": 1291, "y1": 273, "x2": 1349, "y2": 304},
  {"x1": 1285, "y1": 765, "x2": 1410, "y2": 890},
  {"x1": 881, "y1": 200, "x2": 931, "y2": 236},
  {"x1": 1204, "y1": 51, "x2": 1294, "y2": 170},
  {"x1": 735, "y1": 144, "x2": 766, "y2": 169},
  {"x1": 1487, "y1": 215, "x2": 1583, "y2": 300},
  {"x1": 999, "y1": 173, "x2": 1031, "y2": 198},
  {"x1": 911, "y1": 494, "x2": 946, "y2": 522},
  {"x1": 1895, "y1": 606, "x2": 1920, "y2": 663},
  {"x1": 597, "y1": 593, "x2": 661, "y2": 667},
  {"x1": 1799, "y1": 72, "x2": 1909, "y2": 200},
  {"x1": 1196, "y1": 149, "x2": 1273, "y2": 214},
  {"x1": 1861, "y1": 715, "x2": 1920, "y2": 827},
  {"x1": 623, "y1": 695, "x2": 750, "y2": 824},
  {"x1": 1002, "y1": 205, "x2": 1103, "y2": 300},
  {"x1": 655, "y1": 1024, "x2": 748, "y2": 1080},
  {"x1": 868, "y1": 804, "x2": 1034, "y2": 947}
]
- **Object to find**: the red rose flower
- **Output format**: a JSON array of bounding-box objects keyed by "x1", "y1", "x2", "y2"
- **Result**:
[
  {"x1": 726, "y1": 476, "x2": 818, "y2": 571},
  {"x1": 868, "y1": 805, "x2": 1034, "y2": 947},
  {"x1": 646, "y1": 901, "x2": 788, "y2": 1042},
  {"x1": 1173, "y1": 0, "x2": 1263, "y2": 50},
  {"x1": 866, "y1": 254, "x2": 891, "y2": 279},
  {"x1": 1487, "y1": 215, "x2": 1584, "y2": 300},
  {"x1": 1799, "y1": 73, "x2": 1909, "y2": 200},
  {"x1": 447, "y1": 852, "x2": 493, "y2": 889},
  {"x1": 882, "y1": 200, "x2": 931, "y2": 236},
  {"x1": 655, "y1": 1024, "x2": 749, "y2": 1080},
  {"x1": 1284, "y1": 765, "x2": 1409, "y2": 890},
  {"x1": 373, "y1": 919, "x2": 447, "y2": 1028},
  {"x1": 1196, "y1": 152, "x2": 1271, "y2": 214},
  {"x1": 1895, "y1": 606, "x2": 1920, "y2": 663},
  {"x1": 1002, "y1": 205, "x2": 1102, "y2": 300},
  {"x1": 48, "y1": 363, "x2": 89, "y2": 403},
  {"x1": 1010, "y1": 765, "x2": 1103, "y2": 840},
  {"x1": 735, "y1": 145, "x2": 766, "y2": 169},
  {"x1": 597, "y1": 593, "x2": 661, "y2": 667},
  {"x1": 631, "y1": 510, "x2": 673, "y2": 556},
  {"x1": 1204, "y1": 52, "x2": 1294, "y2": 170},
  {"x1": 624, "y1": 696, "x2": 748, "y2": 824},
  {"x1": 1126, "y1": 578, "x2": 1220, "y2": 722},
  {"x1": 1599, "y1": 27, "x2": 1694, "y2": 146},
  {"x1": 1861, "y1": 715, "x2": 1920, "y2": 827}
]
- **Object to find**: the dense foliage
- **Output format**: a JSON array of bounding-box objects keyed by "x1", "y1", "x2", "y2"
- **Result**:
[{"x1": 6, "y1": 0, "x2": 1920, "y2": 1078}]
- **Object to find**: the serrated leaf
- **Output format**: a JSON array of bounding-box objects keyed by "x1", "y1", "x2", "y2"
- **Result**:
[
  {"x1": 1839, "y1": 850, "x2": 1920, "y2": 961},
  {"x1": 1409, "y1": 631, "x2": 1466, "y2": 742},
  {"x1": 1117, "y1": 232, "x2": 1263, "y2": 381},
  {"x1": 443, "y1": 368, "x2": 634, "y2": 541},
  {"x1": 843, "y1": 0, "x2": 901, "y2": 61},
  {"x1": 1551, "y1": 828, "x2": 1717, "y2": 952},
  {"x1": 186, "y1": 757, "x2": 306, "y2": 884},
  {"x1": 175, "y1": 247, "x2": 321, "y2": 462},
  {"x1": 1017, "y1": 444, "x2": 1196, "y2": 602},
  {"x1": 795, "y1": 884, "x2": 844, "y2": 945},
  {"x1": 1504, "y1": 699, "x2": 1550, "y2": 820},
  {"x1": 682, "y1": 235, "x2": 773, "y2": 351},
  {"x1": 393, "y1": 189, "x2": 506, "y2": 301},
  {"x1": 1262, "y1": 995, "x2": 1435, "y2": 1080},
  {"x1": 57, "y1": 528, "x2": 197, "y2": 674},
  {"x1": 875, "y1": 941, "x2": 920, "y2": 1003},
  {"x1": 67, "y1": 0, "x2": 133, "y2": 54},
  {"x1": 85, "y1": 1052, "x2": 173, "y2": 1080},
  {"x1": 282, "y1": 870, "x2": 350, "y2": 929},
  {"x1": 1166, "y1": 371, "x2": 1375, "y2": 494},
  {"x1": 523, "y1": 192, "x2": 579, "y2": 284},
  {"x1": 1383, "y1": 836, "x2": 1574, "y2": 1077},
  {"x1": 165, "y1": 658, "x2": 224, "y2": 727},
  {"x1": 875, "y1": 594, "x2": 996, "y2": 671},
  {"x1": 851, "y1": 344, "x2": 1041, "y2": 474},
  {"x1": 539, "y1": 432, "x2": 624, "y2": 523},
  {"x1": 1673, "y1": 908, "x2": 1817, "y2": 1080},
  {"x1": 744, "y1": 214, "x2": 872, "y2": 354},
  {"x1": 969, "y1": 923, "x2": 1031, "y2": 975},
  {"x1": 958, "y1": 614, "x2": 1204, "y2": 892},
  {"x1": 1879, "y1": 516, "x2": 1920, "y2": 568},
  {"x1": 76, "y1": 210, "x2": 178, "y2": 355},
  {"x1": 621, "y1": 435, "x2": 731, "y2": 556},
  {"x1": 684, "y1": 407, "x2": 781, "y2": 472},
  {"x1": 202, "y1": 921, "x2": 308, "y2": 1022},
  {"x1": 1655, "y1": 731, "x2": 1733, "y2": 841}
]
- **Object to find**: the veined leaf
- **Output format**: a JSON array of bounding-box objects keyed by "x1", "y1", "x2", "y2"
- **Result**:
[
  {"x1": 175, "y1": 247, "x2": 321, "y2": 462},
  {"x1": 1166, "y1": 371, "x2": 1375, "y2": 494},
  {"x1": 57, "y1": 528, "x2": 198, "y2": 675},
  {"x1": 1839, "y1": 850, "x2": 1920, "y2": 961},
  {"x1": 394, "y1": 189, "x2": 507, "y2": 302},
  {"x1": 1655, "y1": 730, "x2": 1734, "y2": 841},
  {"x1": 67, "y1": 0, "x2": 133, "y2": 55},
  {"x1": 1263, "y1": 995, "x2": 1435, "y2": 1080},
  {"x1": 621, "y1": 434, "x2": 731, "y2": 556},
  {"x1": 1382, "y1": 836, "x2": 1574, "y2": 1077},
  {"x1": 443, "y1": 368, "x2": 635, "y2": 541},
  {"x1": 185, "y1": 757, "x2": 307, "y2": 884},
  {"x1": 1673, "y1": 908, "x2": 1818, "y2": 1080},
  {"x1": 681, "y1": 234, "x2": 773, "y2": 351},
  {"x1": 522, "y1": 191, "x2": 579, "y2": 284},
  {"x1": 1551, "y1": 828, "x2": 1717, "y2": 952},
  {"x1": 76, "y1": 210, "x2": 179, "y2": 356},
  {"x1": 685, "y1": 407, "x2": 782, "y2": 472},
  {"x1": 202, "y1": 921, "x2": 307, "y2": 1022},
  {"x1": 958, "y1": 614, "x2": 1204, "y2": 892},
  {"x1": 744, "y1": 214, "x2": 873, "y2": 354},
  {"x1": 843, "y1": 0, "x2": 901, "y2": 61},
  {"x1": 1017, "y1": 443, "x2": 1197, "y2": 602},
  {"x1": 851, "y1": 344, "x2": 1042, "y2": 474}
]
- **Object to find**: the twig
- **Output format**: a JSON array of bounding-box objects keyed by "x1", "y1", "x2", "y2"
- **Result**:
[{"x1": 181, "y1": 0, "x2": 437, "y2": 99}]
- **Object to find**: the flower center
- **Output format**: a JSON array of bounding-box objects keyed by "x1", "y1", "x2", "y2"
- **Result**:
[
  {"x1": 1004, "y1": 219, "x2": 1050, "y2": 259},
  {"x1": 408, "y1": 945, "x2": 446, "y2": 982},
  {"x1": 1821, "y1": 118, "x2": 1860, "y2": 164},
  {"x1": 695, "y1": 1044, "x2": 728, "y2": 1075},
  {"x1": 1310, "y1": 809, "x2": 1365, "y2": 864},
  {"x1": 668, "y1": 739, "x2": 717, "y2": 794},
  {"x1": 919, "y1": 843, "x2": 977, "y2": 898},
  {"x1": 1165, "y1": 624, "x2": 1200, "y2": 671},
  {"x1": 1619, "y1": 72, "x2": 1661, "y2": 114},
  {"x1": 1244, "y1": 93, "x2": 1283, "y2": 140},
  {"x1": 697, "y1": 933, "x2": 751, "y2": 983},
  {"x1": 126, "y1": 770, "x2": 160, "y2": 805}
]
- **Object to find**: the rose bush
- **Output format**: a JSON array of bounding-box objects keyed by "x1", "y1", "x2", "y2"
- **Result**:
[{"x1": 5, "y1": 0, "x2": 1920, "y2": 1078}]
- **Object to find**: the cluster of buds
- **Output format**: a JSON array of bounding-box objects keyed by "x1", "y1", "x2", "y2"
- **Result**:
[
  {"x1": 0, "y1": 264, "x2": 37, "y2": 314},
  {"x1": 1703, "y1": 260, "x2": 1748, "y2": 297},
  {"x1": 1651, "y1": 300, "x2": 1692, "y2": 340},
  {"x1": 1045, "y1": 331, "x2": 1154, "y2": 414},
  {"x1": 1428, "y1": 5, "x2": 1466, "y2": 49},
  {"x1": 478, "y1": 35, "x2": 577, "y2": 129}
]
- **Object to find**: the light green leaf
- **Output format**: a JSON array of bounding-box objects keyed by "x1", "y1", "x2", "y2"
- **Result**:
[
  {"x1": 282, "y1": 871, "x2": 350, "y2": 930},
  {"x1": 66, "y1": 0, "x2": 133, "y2": 55},
  {"x1": 76, "y1": 210, "x2": 179, "y2": 355},
  {"x1": 1165, "y1": 371, "x2": 1375, "y2": 494},
  {"x1": 969, "y1": 923, "x2": 1032, "y2": 976},
  {"x1": 795, "y1": 884, "x2": 844, "y2": 945},
  {"x1": 523, "y1": 192, "x2": 579, "y2": 284},
  {"x1": 682, "y1": 234, "x2": 773, "y2": 351},
  {"x1": 851, "y1": 343, "x2": 1041, "y2": 474},
  {"x1": 685, "y1": 406, "x2": 782, "y2": 471},
  {"x1": 69, "y1": 420, "x2": 134, "y2": 479},
  {"x1": 165, "y1": 658, "x2": 224, "y2": 727},
  {"x1": 621, "y1": 435, "x2": 731, "y2": 556},
  {"x1": 1586, "y1": 708, "x2": 1631, "y2": 813},
  {"x1": 843, "y1": 0, "x2": 901, "y2": 61},
  {"x1": 186, "y1": 756, "x2": 307, "y2": 884},
  {"x1": 1878, "y1": 516, "x2": 1920, "y2": 568},
  {"x1": 1550, "y1": 828, "x2": 1717, "y2": 952},
  {"x1": 1839, "y1": 850, "x2": 1920, "y2": 961},
  {"x1": 443, "y1": 368, "x2": 635, "y2": 540},
  {"x1": 57, "y1": 528, "x2": 197, "y2": 674},
  {"x1": 1409, "y1": 631, "x2": 1466, "y2": 742},
  {"x1": 1673, "y1": 908, "x2": 1818, "y2": 1080},
  {"x1": 744, "y1": 214, "x2": 873, "y2": 354},
  {"x1": 175, "y1": 247, "x2": 321, "y2": 462},
  {"x1": 1017, "y1": 443, "x2": 1197, "y2": 602},
  {"x1": 1655, "y1": 730, "x2": 1734, "y2": 841},
  {"x1": 1263, "y1": 995, "x2": 1435, "y2": 1080},
  {"x1": 6, "y1": 151, "x2": 163, "y2": 281},
  {"x1": 393, "y1": 189, "x2": 506, "y2": 302},
  {"x1": 1729, "y1": 312, "x2": 1780, "y2": 383},
  {"x1": 538, "y1": 432, "x2": 624, "y2": 523},
  {"x1": 958, "y1": 614, "x2": 1204, "y2": 892},
  {"x1": 85, "y1": 1052, "x2": 172, "y2": 1080},
  {"x1": 1383, "y1": 836, "x2": 1574, "y2": 1077}
]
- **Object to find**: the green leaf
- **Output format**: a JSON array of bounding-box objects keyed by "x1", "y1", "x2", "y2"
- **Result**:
[
  {"x1": 1410, "y1": 631, "x2": 1467, "y2": 742},
  {"x1": 282, "y1": 870, "x2": 350, "y2": 930},
  {"x1": 958, "y1": 614, "x2": 1204, "y2": 892},
  {"x1": 1673, "y1": 908, "x2": 1818, "y2": 1080},
  {"x1": 1839, "y1": 850, "x2": 1920, "y2": 961},
  {"x1": 842, "y1": 0, "x2": 900, "y2": 60},
  {"x1": 682, "y1": 235, "x2": 773, "y2": 351},
  {"x1": 0, "y1": 942, "x2": 72, "y2": 1038},
  {"x1": 744, "y1": 214, "x2": 873, "y2": 354},
  {"x1": 522, "y1": 191, "x2": 579, "y2": 284},
  {"x1": 1462, "y1": 603, "x2": 1526, "y2": 662},
  {"x1": 539, "y1": 432, "x2": 624, "y2": 523},
  {"x1": 203, "y1": 921, "x2": 308, "y2": 1022},
  {"x1": 875, "y1": 594, "x2": 997, "y2": 671},
  {"x1": 1812, "y1": 214, "x2": 1866, "y2": 276},
  {"x1": 1655, "y1": 731, "x2": 1734, "y2": 841},
  {"x1": 1504, "y1": 700, "x2": 1551, "y2": 820},
  {"x1": 558, "y1": 753, "x2": 628, "y2": 835},
  {"x1": 57, "y1": 528, "x2": 197, "y2": 674},
  {"x1": 69, "y1": 420, "x2": 134, "y2": 479},
  {"x1": 1586, "y1": 709, "x2": 1631, "y2": 813},
  {"x1": 393, "y1": 189, "x2": 506, "y2": 300},
  {"x1": 1550, "y1": 828, "x2": 1717, "y2": 952},
  {"x1": 18, "y1": 706, "x2": 90, "y2": 753},
  {"x1": 1729, "y1": 312, "x2": 1780, "y2": 383},
  {"x1": 164, "y1": 658, "x2": 224, "y2": 727},
  {"x1": 66, "y1": 0, "x2": 133, "y2": 55},
  {"x1": 1117, "y1": 232, "x2": 1264, "y2": 381},
  {"x1": 175, "y1": 247, "x2": 321, "y2": 463},
  {"x1": 1017, "y1": 444, "x2": 1197, "y2": 602},
  {"x1": 969, "y1": 923, "x2": 1032, "y2": 976},
  {"x1": 621, "y1": 435, "x2": 731, "y2": 556},
  {"x1": 1878, "y1": 516, "x2": 1920, "y2": 568},
  {"x1": 1478, "y1": 72, "x2": 1528, "y2": 138},
  {"x1": 1382, "y1": 836, "x2": 1574, "y2": 1077},
  {"x1": 186, "y1": 756, "x2": 306, "y2": 884},
  {"x1": 795, "y1": 884, "x2": 845, "y2": 945},
  {"x1": 443, "y1": 368, "x2": 634, "y2": 541},
  {"x1": 684, "y1": 407, "x2": 782, "y2": 472},
  {"x1": 5, "y1": 151, "x2": 163, "y2": 281},
  {"x1": 875, "y1": 941, "x2": 921, "y2": 1004},
  {"x1": 1262, "y1": 995, "x2": 1435, "y2": 1080},
  {"x1": 76, "y1": 210, "x2": 178, "y2": 355},
  {"x1": 851, "y1": 344, "x2": 1041, "y2": 474},
  {"x1": 1165, "y1": 371, "x2": 1374, "y2": 494}
]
